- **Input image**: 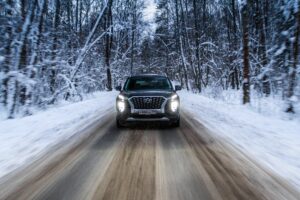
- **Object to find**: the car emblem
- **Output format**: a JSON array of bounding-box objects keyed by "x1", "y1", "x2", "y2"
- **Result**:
[{"x1": 143, "y1": 97, "x2": 152, "y2": 104}]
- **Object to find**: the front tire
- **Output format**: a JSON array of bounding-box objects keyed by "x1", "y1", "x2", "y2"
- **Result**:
[
  {"x1": 116, "y1": 118, "x2": 125, "y2": 128},
  {"x1": 171, "y1": 118, "x2": 180, "y2": 127}
]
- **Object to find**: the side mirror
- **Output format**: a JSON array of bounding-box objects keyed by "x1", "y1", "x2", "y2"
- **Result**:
[
  {"x1": 175, "y1": 85, "x2": 182, "y2": 91},
  {"x1": 115, "y1": 86, "x2": 122, "y2": 91}
]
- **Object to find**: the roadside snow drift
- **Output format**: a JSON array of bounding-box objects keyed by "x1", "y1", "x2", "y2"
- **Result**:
[
  {"x1": 180, "y1": 91, "x2": 300, "y2": 189},
  {"x1": 0, "y1": 92, "x2": 116, "y2": 179}
]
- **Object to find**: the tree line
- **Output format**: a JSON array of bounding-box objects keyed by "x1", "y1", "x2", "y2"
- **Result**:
[
  {"x1": 147, "y1": 0, "x2": 299, "y2": 112},
  {"x1": 0, "y1": 0, "x2": 150, "y2": 118},
  {"x1": 0, "y1": 0, "x2": 299, "y2": 118}
]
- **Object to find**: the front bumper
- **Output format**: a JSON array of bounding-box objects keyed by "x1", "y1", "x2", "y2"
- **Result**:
[
  {"x1": 116, "y1": 98, "x2": 180, "y2": 123},
  {"x1": 117, "y1": 109, "x2": 179, "y2": 122},
  {"x1": 126, "y1": 117, "x2": 171, "y2": 122}
]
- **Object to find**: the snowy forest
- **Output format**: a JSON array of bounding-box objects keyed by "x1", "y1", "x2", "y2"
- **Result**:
[{"x1": 0, "y1": 0, "x2": 299, "y2": 118}]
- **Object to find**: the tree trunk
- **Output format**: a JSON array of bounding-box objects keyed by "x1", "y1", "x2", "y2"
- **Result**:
[
  {"x1": 50, "y1": 0, "x2": 60, "y2": 96},
  {"x1": 19, "y1": 0, "x2": 29, "y2": 105},
  {"x1": 193, "y1": 0, "x2": 202, "y2": 92},
  {"x1": 1, "y1": 0, "x2": 13, "y2": 107},
  {"x1": 25, "y1": 0, "x2": 47, "y2": 113},
  {"x1": 286, "y1": 4, "x2": 300, "y2": 113},
  {"x1": 105, "y1": 0, "x2": 113, "y2": 91},
  {"x1": 130, "y1": 1, "x2": 137, "y2": 75},
  {"x1": 8, "y1": 0, "x2": 37, "y2": 118},
  {"x1": 256, "y1": 0, "x2": 270, "y2": 96},
  {"x1": 241, "y1": 1, "x2": 250, "y2": 104}
]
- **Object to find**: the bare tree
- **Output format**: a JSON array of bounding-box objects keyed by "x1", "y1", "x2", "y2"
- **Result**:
[
  {"x1": 105, "y1": 0, "x2": 113, "y2": 91},
  {"x1": 241, "y1": 0, "x2": 250, "y2": 104},
  {"x1": 286, "y1": 3, "x2": 300, "y2": 113}
]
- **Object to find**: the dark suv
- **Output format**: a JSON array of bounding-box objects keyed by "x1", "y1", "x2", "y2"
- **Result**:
[{"x1": 115, "y1": 74, "x2": 181, "y2": 127}]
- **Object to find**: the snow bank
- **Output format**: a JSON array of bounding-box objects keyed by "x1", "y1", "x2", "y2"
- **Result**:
[
  {"x1": 180, "y1": 91, "x2": 300, "y2": 189},
  {"x1": 0, "y1": 91, "x2": 117, "y2": 179},
  {"x1": 196, "y1": 88, "x2": 300, "y2": 119}
]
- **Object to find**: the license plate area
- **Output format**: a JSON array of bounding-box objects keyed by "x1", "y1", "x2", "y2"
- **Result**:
[{"x1": 137, "y1": 109, "x2": 160, "y2": 115}]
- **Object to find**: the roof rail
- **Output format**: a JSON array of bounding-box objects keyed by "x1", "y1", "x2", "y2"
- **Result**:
[{"x1": 132, "y1": 73, "x2": 167, "y2": 77}]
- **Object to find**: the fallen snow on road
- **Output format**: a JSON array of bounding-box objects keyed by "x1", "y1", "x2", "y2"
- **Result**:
[
  {"x1": 181, "y1": 91, "x2": 300, "y2": 189},
  {"x1": 0, "y1": 92, "x2": 116, "y2": 179}
]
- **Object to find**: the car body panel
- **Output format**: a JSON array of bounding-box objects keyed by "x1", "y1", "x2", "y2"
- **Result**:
[{"x1": 116, "y1": 74, "x2": 180, "y2": 127}]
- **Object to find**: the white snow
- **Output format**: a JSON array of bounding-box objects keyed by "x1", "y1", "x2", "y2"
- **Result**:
[
  {"x1": 1, "y1": 87, "x2": 300, "y2": 191},
  {"x1": 143, "y1": 0, "x2": 157, "y2": 22},
  {"x1": 0, "y1": 91, "x2": 116, "y2": 179},
  {"x1": 142, "y1": 0, "x2": 157, "y2": 38},
  {"x1": 180, "y1": 90, "x2": 300, "y2": 189},
  {"x1": 274, "y1": 44, "x2": 286, "y2": 56},
  {"x1": 0, "y1": 56, "x2": 4, "y2": 62}
]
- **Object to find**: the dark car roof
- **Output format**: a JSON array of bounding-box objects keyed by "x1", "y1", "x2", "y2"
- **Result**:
[{"x1": 130, "y1": 74, "x2": 167, "y2": 78}]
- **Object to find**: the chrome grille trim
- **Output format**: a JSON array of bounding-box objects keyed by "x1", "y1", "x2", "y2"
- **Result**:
[{"x1": 128, "y1": 96, "x2": 167, "y2": 114}]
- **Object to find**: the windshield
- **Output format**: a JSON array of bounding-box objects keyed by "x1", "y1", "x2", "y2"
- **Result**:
[{"x1": 124, "y1": 76, "x2": 173, "y2": 91}]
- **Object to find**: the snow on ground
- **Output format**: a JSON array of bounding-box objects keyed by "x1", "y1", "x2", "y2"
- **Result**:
[
  {"x1": 180, "y1": 90, "x2": 300, "y2": 189},
  {"x1": 0, "y1": 91, "x2": 117, "y2": 179},
  {"x1": 1, "y1": 86, "x2": 299, "y2": 190}
]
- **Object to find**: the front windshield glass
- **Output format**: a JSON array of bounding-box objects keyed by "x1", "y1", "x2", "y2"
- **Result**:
[{"x1": 124, "y1": 76, "x2": 173, "y2": 91}]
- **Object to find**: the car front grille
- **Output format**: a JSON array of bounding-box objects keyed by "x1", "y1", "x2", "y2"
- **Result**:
[{"x1": 130, "y1": 97, "x2": 165, "y2": 109}]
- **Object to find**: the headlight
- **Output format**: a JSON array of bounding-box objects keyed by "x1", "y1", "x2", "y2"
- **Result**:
[
  {"x1": 117, "y1": 94, "x2": 126, "y2": 101},
  {"x1": 117, "y1": 101, "x2": 125, "y2": 112},
  {"x1": 171, "y1": 94, "x2": 178, "y2": 100},
  {"x1": 170, "y1": 100, "x2": 179, "y2": 112},
  {"x1": 170, "y1": 94, "x2": 179, "y2": 112},
  {"x1": 116, "y1": 94, "x2": 126, "y2": 112}
]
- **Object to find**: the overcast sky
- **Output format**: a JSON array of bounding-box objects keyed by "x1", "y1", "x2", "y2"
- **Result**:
[
  {"x1": 143, "y1": 0, "x2": 157, "y2": 37},
  {"x1": 143, "y1": 0, "x2": 157, "y2": 22}
]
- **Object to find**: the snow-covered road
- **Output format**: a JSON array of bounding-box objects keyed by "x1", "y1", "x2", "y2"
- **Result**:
[
  {"x1": 180, "y1": 91, "x2": 300, "y2": 189},
  {"x1": 0, "y1": 91, "x2": 300, "y2": 199},
  {"x1": 1, "y1": 112, "x2": 299, "y2": 200},
  {"x1": 0, "y1": 92, "x2": 117, "y2": 179}
]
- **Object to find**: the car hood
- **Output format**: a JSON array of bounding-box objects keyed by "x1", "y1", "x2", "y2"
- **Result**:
[{"x1": 122, "y1": 90, "x2": 174, "y2": 98}]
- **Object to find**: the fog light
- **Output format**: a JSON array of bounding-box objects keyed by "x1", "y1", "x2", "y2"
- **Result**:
[
  {"x1": 117, "y1": 101, "x2": 125, "y2": 112},
  {"x1": 170, "y1": 100, "x2": 179, "y2": 112}
]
